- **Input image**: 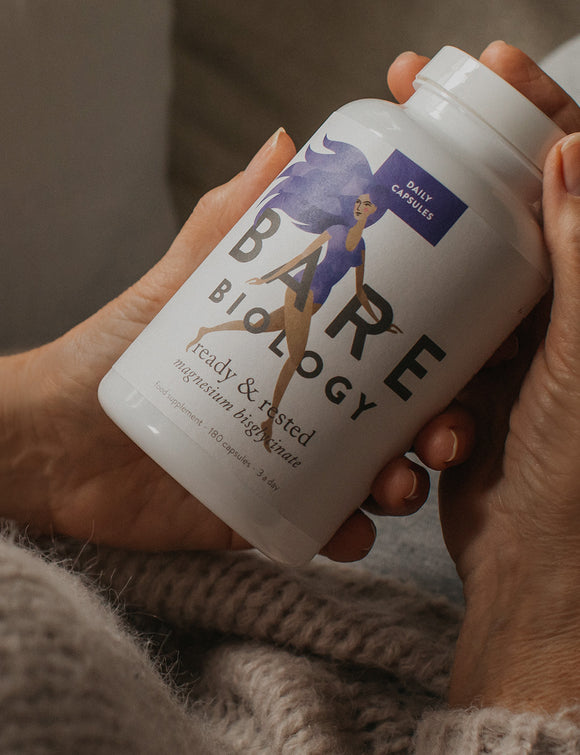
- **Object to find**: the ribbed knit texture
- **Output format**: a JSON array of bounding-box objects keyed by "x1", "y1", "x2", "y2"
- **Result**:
[
  {"x1": 0, "y1": 533, "x2": 578, "y2": 753},
  {"x1": 54, "y1": 544, "x2": 457, "y2": 753},
  {"x1": 0, "y1": 535, "x2": 211, "y2": 754},
  {"x1": 415, "y1": 707, "x2": 580, "y2": 753}
]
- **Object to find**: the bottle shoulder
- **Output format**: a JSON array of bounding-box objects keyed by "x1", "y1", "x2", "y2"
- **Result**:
[
  {"x1": 330, "y1": 100, "x2": 547, "y2": 280},
  {"x1": 336, "y1": 98, "x2": 405, "y2": 128}
]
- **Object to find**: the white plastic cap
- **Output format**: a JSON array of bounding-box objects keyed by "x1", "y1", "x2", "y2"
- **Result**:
[{"x1": 414, "y1": 46, "x2": 565, "y2": 171}]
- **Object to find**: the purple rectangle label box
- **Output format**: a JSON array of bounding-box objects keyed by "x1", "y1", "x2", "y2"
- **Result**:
[{"x1": 376, "y1": 150, "x2": 467, "y2": 245}]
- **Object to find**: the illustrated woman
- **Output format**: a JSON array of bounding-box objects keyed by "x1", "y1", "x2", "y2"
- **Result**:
[{"x1": 187, "y1": 137, "x2": 402, "y2": 446}]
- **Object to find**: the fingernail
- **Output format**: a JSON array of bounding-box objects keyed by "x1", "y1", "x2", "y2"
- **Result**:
[
  {"x1": 361, "y1": 519, "x2": 377, "y2": 556},
  {"x1": 246, "y1": 127, "x2": 286, "y2": 172},
  {"x1": 444, "y1": 429, "x2": 459, "y2": 465},
  {"x1": 403, "y1": 469, "x2": 420, "y2": 501},
  {"x1": 395, "y1": 50, "x2": 419, "y2": 62},
  {"x1": 483, "y1": 39, "x2": 508, "y2": 51},
  {"x1": 561, "y1": 133, "x2": 580, "y2": 197}
]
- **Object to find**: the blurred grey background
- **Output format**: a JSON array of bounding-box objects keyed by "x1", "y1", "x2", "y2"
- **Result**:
[{"x1": 1, "y1": 0, "x2": 579, "y2": 353}]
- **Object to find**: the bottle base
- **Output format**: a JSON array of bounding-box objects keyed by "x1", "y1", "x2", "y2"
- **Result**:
[{"x1": 97, "y1": 368, "x2": 322, "y2": 565}]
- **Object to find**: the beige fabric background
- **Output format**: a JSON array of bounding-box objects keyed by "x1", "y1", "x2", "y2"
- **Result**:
[
  {"x1": 0, "y1": 1, "x2": 177, "y2": 352},
  {"x1": 170, "y1": 0, "x2": 580, "y2": 220}
]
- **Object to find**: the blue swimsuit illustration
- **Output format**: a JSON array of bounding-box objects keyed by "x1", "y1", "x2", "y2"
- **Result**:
[
  {"x1": 187, "y1": 137, "x2": 402, "y2": 447},
  {"x1": 294, "y1": 224, "x2": 364, "y2": 305}
]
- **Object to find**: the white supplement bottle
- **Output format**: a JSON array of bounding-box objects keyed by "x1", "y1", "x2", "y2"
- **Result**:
[{"x1": 98, "y1": 47, "x2": 563, "y2": 564}]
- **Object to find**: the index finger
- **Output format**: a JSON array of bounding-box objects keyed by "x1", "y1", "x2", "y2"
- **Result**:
[
  {"x1": 387, "y1": 51, "x2": 430, "y2": 103},
  {"x1": 387, "y1": 42, "x2": 580, "y2": 135},
  {"x1": 480, "y1": 41, "x2": 580, "y2": 134}
]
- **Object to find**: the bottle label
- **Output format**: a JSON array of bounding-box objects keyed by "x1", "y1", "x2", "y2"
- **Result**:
[{"x1": 110, "y1": 112, "x2": 546, "y2": 540}]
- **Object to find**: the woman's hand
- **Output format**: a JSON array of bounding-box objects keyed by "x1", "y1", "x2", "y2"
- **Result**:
[
  {"x1": 0, "y1": 124, "x2": 456, "y2": 561},
  {"x1": 389, "y1": 41, "x2": 580, "y2": 716},
  {"x1": 0, "y1": 129, "x2": 297, "y2": 553},
  {"x1": 4, "y1": 41, "x2": 571, "y2": 574}
]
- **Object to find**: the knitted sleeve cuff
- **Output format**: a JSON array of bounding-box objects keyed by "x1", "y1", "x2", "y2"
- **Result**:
[{"x1": 414, "y1": 706, "x2": 580, "y2": 754}]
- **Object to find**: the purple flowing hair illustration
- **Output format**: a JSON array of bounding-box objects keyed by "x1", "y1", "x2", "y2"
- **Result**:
[
  {"x1": 257, "y1": 136, "x2": 392, "y2": 234},
  {"x1": 187, "y1": 136, "x2": 401, "y2": 449}
]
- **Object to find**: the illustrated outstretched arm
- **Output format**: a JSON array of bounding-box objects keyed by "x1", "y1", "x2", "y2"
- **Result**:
[
  {"x1": 247, "y1": 230, "x2": 331, "y2": 284},
  {"x1": 355, "y1": 252, "x2": 380, "y2": 322}
]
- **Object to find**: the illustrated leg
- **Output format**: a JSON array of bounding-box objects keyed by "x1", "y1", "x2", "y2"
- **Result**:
[
  {"x1": 186, "y1": 307, "x2": 286, "y2": 351},
  {"x1": 261, "y1": 291, "x2": 315, "y2": 450}
]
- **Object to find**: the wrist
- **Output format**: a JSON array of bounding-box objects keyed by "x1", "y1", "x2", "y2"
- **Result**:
[
  {"x1": 0, "y1": 349, "x2": 53, "y2": 530},
  {"x1": 451, "y1": 546, "x2": 580, "y2": 718}
]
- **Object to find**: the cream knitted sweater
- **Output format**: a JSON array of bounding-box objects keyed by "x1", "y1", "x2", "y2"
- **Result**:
[{"x1": 0, "y1": 532, "x2": 577, "y2": 754}]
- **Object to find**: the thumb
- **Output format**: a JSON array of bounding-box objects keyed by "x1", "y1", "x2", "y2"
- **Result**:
[
  {"x1": 542, "y1": 133, "x2": 580, "y2": 371},
  {"x1": 171, "y1": 127, "x2": 296, "y2": 278},
  {"x1": 126, "y1": 128, "x2": 296, "y2": 322},
  {"x1": 50, "y1": 129, "x2": 296, "y2": 387}
]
